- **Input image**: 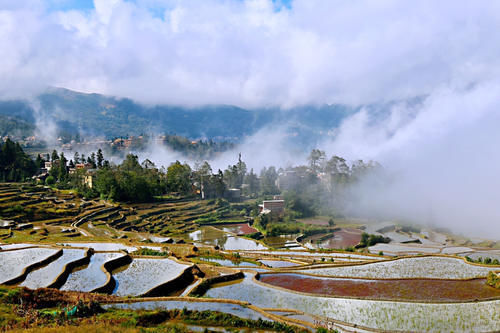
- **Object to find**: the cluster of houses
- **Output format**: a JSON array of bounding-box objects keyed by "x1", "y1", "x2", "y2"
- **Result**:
[{"x1": 33, "y1": 161, "x2": 96, "y2": 187}]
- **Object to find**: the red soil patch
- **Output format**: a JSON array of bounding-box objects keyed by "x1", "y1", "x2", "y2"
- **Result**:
[
  {"x1": 323, "y1": 228, "x2": 362, "y2": 248},
  {"x1": 221, "y1": 223, "x2": 258, "y2": 235},
  {"x1": 259, "y1": 273, "x2": 500, "y2": 301},
  {"x1": 307, "y1": 228, "x2": 362, "y2": 249}
]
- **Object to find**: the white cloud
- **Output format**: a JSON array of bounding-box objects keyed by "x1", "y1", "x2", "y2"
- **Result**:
[
  {"x1": 323, "y1": 81, "x2": 500, "y2": 238},
  {"x1": 1, "y1": 0, "x2": 500, "y2": 107}
]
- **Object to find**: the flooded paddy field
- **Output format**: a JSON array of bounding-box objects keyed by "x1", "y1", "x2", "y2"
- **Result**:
[
  {"x1": 61, "y1": 252, "x2": 125, "y2": 292},
  {"x1": 0, "y1": 243, "x2": 38, "y2": 250},
  {"x1": 199, "y1": 257, "x2": 258, "y2": 267},
  {"x1": 460, "y1": 251, "x2": 500, "y2": 261},
  {"x1": 189, "y1": 227, "x2": 267, "y2": 250},
  {"x1": 368, "y1": 243, "x2": 441, "y2": 255},
  {"x1": 262, "y1": 234, "x2": 300, "y2": 248},
  {"x1": 0, "y1": 247, "x2": 60, "y2": 284},
  {"x1": 112, "y1": 258, "x2": 191, "y2": 296},
  {"x1": 205, "y1": 273, "x2": 500, "y2": 332},
  {"x1": 305, "y1": 228, "x2": 363, "y2": 249},
  {"x1": 58, "y1": 242, "x2": 137, "y2": 252},
  {"x1": 21, "y1": 248, "x2": 86, "y2": 289},
  {"x1": 259, "y1": 273, "x2": 500, "y2": 301},
  {"x1": 242, "y1": 250, "x2": 377, "y2": 261},
  {"x1": 295, "y1": 256, "x2": 497, "y2": 279},
  {"x1": 103, "y1": 300, "x2": 268, "y2": 321},
  {"x1": 258, "y1": 259, "x2": 302, "y2": 268}
]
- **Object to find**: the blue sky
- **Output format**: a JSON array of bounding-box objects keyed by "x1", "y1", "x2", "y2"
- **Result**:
[{"x1": 48, "y1": 0, "x2": 292, "y2": 12}]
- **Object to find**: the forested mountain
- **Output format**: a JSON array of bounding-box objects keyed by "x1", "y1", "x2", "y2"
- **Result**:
[{"x1": 0, "y1": 88, "x2": 354, "y2": 142}]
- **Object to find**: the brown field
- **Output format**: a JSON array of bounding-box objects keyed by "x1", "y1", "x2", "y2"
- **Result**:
[
  {"x1": 259, "y1": 273, "x2": 500, "y2": 301},
  {"x1": 306, "y1": 228, "x2": 362, "y2": 249}
]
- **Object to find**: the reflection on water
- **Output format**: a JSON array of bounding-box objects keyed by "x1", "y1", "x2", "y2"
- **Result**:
[
  {"x1": 200, "y1": 257, "x2": 258, "y2": 267},
  {"x1": 103, "y1": 300, "x2": 268, "y2": 321},
  {"x1": 61, "y1": 252, "x2": 125, "y2": 292},
  {"x1": 21, "y1": 249, "x2": 86, "y2": 289},
  {"x1": 258, "y1": 259, "x2": 300, "y2": 268},
  {"x1": 189, "y1": 227, "x2": 267, "y2": 250}
]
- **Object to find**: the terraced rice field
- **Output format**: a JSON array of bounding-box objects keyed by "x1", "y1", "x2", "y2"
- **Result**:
[
  {"x1": 112, "y1": 258, "x2": 191, "y2": 296},
  {"x1": 383, "y1": 231, "x2": 417, "y2": 243},
  {"x1": 263, "y1": 235, "x2": 300, "y2": 248},
  {"x1": 368, "y1": 243, "x2": 441, "y2": 255},
  {"x1": 109, "y1": 200, "x2": 247, "y2": 236},
  {"x1": 259, "y1": 273, "x2": 500, "y2": 301},
  {"x1": 205, "y1": 273, "x2": 500, "y2": 332},
  {"x1": 61, "y1": 252, "x2": 125, "y2": 292},
  {"x1": 242, "y1": 250, "x2": 376, "y2": 260},
  {"x1": 441, "y1": 246, "x2": 474, "y2": 254},
  {"x1": 0, "y1": 243, "x2": 37, "y2": 250},
  {"x1": 189, "y1": 228, "x2": 267, "y2": 250},
  {"x1": 0, "y1": 248, "x2": 60, "y2": 284},
  {"x1": 199, "y1": 258, "x2": 258, "y2": 267},
  {"x1": 103, "y1": 300, "x2": 268, "y2": 321},
  {"x1": 316, "y1": 228, "x2": 363, "y2": 249},
  {"x1": 460, "y1": 251, "x2": 500, "y2": 261},
  {"x1": 21, "y1": 248, "x2": 86, "y2": 289},
  {"x1": 295, "y1": 257, "x2": 497, "y2": 279},
  {"x1": 258, "y1": 260, "x2": 301, "y2": 268},
  {"x1": 58, "y1": 242, "x2": 137, "y2": 252}
]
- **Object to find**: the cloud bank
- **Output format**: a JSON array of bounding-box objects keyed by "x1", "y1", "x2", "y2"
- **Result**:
[{"x1": 323, "y1": 82, "x2": 500, "y2": 238}]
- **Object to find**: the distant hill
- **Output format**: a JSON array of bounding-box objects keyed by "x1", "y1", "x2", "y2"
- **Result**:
[
  {"x1": 0, "y1": 115, "x2": 35, "y2": 137},
  {"x1": 0, "y1": 88, "x2": 355, "y2": 144}
]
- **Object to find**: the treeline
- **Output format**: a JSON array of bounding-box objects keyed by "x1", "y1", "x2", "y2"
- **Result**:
[
  {"x1": 107, "y1": 134, "x2": 235, "y2": 160},
  {"x1": 1, "y1": 140, "x2": 381, "y2": 213},
  {"x1": 162, "y1": 134, "x2": 234, "y2": 159}
]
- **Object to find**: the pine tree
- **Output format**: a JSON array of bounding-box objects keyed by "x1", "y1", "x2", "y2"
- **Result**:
[{"x1": 97, "y1": 149, "x2": 104, "y2": 168}]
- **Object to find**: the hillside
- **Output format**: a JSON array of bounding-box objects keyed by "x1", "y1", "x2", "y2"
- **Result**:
[{"x1": 0, "y1": 88, "x2": 353, "y2": 143}]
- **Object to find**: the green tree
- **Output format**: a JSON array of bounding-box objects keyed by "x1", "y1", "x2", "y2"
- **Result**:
[
  {"x1": 58, "y1": 152, "x2": 68, "y2": 181},
  {"x1": 35, "y1": 154, "x2": 44, "y2": 169},
  {"x1": 308, "y1": 149, "x2": 326, "y2": 173},
  {"x1": 167, "y1": 161, "x2": 192, "y2": 194},
  {"x1": 96, "y1": 149, "x2": 104, "y2": 168},
  {"x1": 51, "y1": 150, "x2": 59, "y2": 162},
  {"x1": 260, "y1": 167, "x2": 278, "y2": 194},
  {"x1": 244, "y1": 168, "x2": 259, "y2": 196},
  {"x1": 73, "y1": 152, "x2": 80, "y2": 164}
]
